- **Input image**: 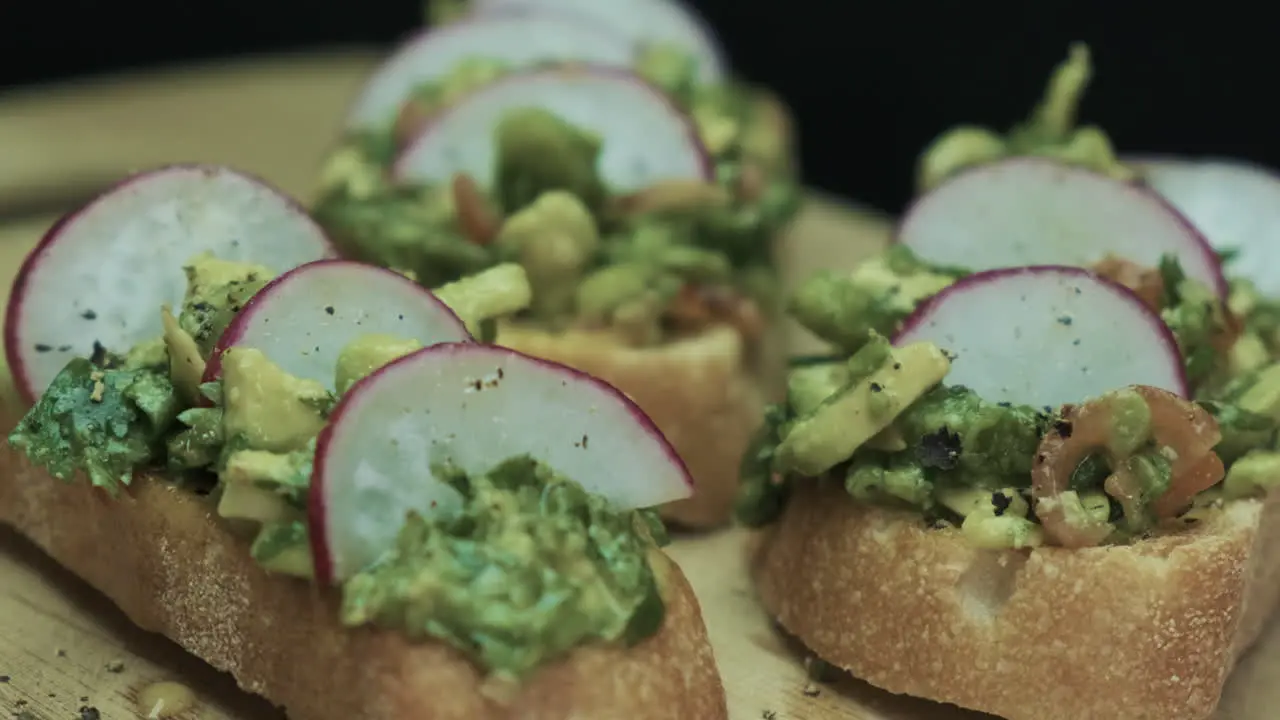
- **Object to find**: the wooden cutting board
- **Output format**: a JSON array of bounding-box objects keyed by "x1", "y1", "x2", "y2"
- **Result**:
[{"x1": 0, "y1": 50, "x2": 1274, "y2": 720}]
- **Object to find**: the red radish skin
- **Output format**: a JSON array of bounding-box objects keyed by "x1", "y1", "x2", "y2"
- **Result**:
[
  {"x1": 393, "y1": 67, "x2": 710, "y2": 193},
  {"x1": 1130, "y1": 156, "x2": 1280, "y2": 297},
  {"x1": 344, "y1": 14, "x2": 633, "y2": 129},
  {"x1": 894, "y1": 265, "x2": 1188, "y2": 409},
  {"x1": 4, "y1": 165, "x2": 335, "y2": 403},
  {"x1": 896, "y1": 157, "x2": 1228, "y2": 299},
  {"x1": 203, "y1": 259, "x2": 470, "y2": 388},
  {"x1": 309, "y1": 342, "x2": 693, "y2": 585},
  {"x1": 464, "y1": 0, "x2": 726, "y2": 81}
]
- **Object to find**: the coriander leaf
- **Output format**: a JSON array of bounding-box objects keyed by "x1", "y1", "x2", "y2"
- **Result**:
[{"x1": 9, "y1": 358, "x2": 180, "y2": 494}]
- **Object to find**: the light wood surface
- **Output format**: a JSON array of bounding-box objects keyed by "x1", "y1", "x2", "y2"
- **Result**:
[{"x1": 0, "y1": 50, "x2": 1273, "y2": 720}]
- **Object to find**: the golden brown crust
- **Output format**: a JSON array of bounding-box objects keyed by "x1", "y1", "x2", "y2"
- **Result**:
[
  {"x1": 497, "y1": 323, "x2": 783, "y2": 528},
  {"x1": 751, "y1": 481, "x2": 1280, "y2": 720},
  {"x1": 0, "y1": 425, "x2": 727, "y2": 720}
]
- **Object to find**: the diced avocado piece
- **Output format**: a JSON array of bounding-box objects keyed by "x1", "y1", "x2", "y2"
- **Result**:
[
  {"x1": 1224, "y1": 450, "x2": 1280, "y2": 500},
  {"x1": 1230, "y1": 332, "x2": 1270, "y2": 376},
  {"x1": 335, "y1": 334, "x2": 424, "y2": 395},
  {"x1": 178, "y1": 254, "x2": 274, "y2": 357},
  {"x1": 218, "y1": 480, "x2": 291, "y2": 524},
  {"x1": 844, "y1": 459, "x2": 933, "y2": 508},
  {"x1": 160, "y1": 305, "x2": 206, "y2": 406},
  {"x1": 123, "y1": 336, "x2": 168, "y2": 370},
  {"x1": 787, "y1": 249, "x2": 958, "y2": 353},
  {"x1": 960, "y1": 510, "x2": 1044, "y2": 549},
  {"x1": 1238, "y1": 364, "x2": 1280, "y2": 420},
  {"x1": 1078, "y1": 490, "x2": 1112, "y2": 525},
  {"x1": 221, "y1": 348, "x2": 330, "y2": 453},
  {"x1": 786, "y1": 361, "x2": 849, "y2": 417},
  {"x1": 251, "y1": 520, "x2": 314, "y2": 578},
  {"x1": 1104, "y1": 388, "x2": 1152, "y2": 458},
  {"x1": 774, "y1": 342, "x2": 951, "y2": 476},
  {"x1": 433, "y1": 262, "x2": 534, "y2": 335},
  {"x1": 937, "y1": 486, "x2": 1028, "y2": 518}
]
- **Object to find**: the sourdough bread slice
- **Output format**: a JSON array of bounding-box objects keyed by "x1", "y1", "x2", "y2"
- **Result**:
[
  {"x1": 497, "y1": 323, "x2": 784, "y2": 528},
  {"x1": 0, "y1": 419, "x2": 728, "y2": 720},
  {"x1": 751, "y1": 480, "x2": 1280, "y2": 720}
]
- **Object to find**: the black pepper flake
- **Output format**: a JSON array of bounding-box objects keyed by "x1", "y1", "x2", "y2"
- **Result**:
[
  {"x1": 869, "y1": 382, "x2": 883, "y2": 393},
  {"x1": 916, "y1": 427, "x2": 962, "y2": 470},
  {"x1": 80, "y1": 706, "x2": 102, "y2": 720},
  {"x1": 1056, "y1": 315, "x2": 1073, "y2": 326},
  {"x1": 33, "y1": 343, "x2": 52, "y2": 352},
  {"x1": 57, "y1": 344, "x2": 72, "y2": 352},
  {"x1": 80, "y1": 309, "x2": 97, "y2": 320},
  {"x1": 192, "y1": 301, "x2": 211, "y2": 312},
  {"x1": 581, "y1": 435, "x2": 589, "y2": 449},
  {"x1": 89, "y1": 341, "x2": 108, "y2": 367},
  {"x1": 0, "y1": 674, "x2": 8, "y2": 682},
  {"x1": 762, "y1": 712, "x2": 778, "y2": 720},
  {"x1": 1035, "y1": 453, "x2": 1046, "y2": 465},
  {"x1": 325, "y1": 306, "x2": 335, "y2": 315},
  {"x1": 991, "y1": 492, "x2": 1012, "y2": 516},
  {"x1": 997, "y1": 401, "x2": 1012, "y2": 408},
  {"x1": 1053, "y1": 420, "x2": 1074, "y2": 438},
  {"x1": 104, "y1": 659, "x2": 123, "y2": 672},
  {"x1": 892, "y1": 362, "x2": 902, "y2": 370}
]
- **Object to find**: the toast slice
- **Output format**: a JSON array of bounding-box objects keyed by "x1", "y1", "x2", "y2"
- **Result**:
[
  {"x1": 0, "y1": 411, "x2": 728, "y2": 720},
  {"x1": 498, "y1": 323, "x2": 783, "y2": 528},
  {"x1": 751, "y1": 481, "x2": 1280, "y2": 720}
]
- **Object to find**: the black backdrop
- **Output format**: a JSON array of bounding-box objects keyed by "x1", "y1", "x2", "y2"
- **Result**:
[{"x1": 1, "y1": 0, "x2": 1276, "y2": 213}]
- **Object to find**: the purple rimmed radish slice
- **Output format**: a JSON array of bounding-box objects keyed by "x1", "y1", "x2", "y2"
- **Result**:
[
  {"x1": 309, "y1": 342, "x2": 692, "y2": 584},
  {"x1": 345, "y1": 14, "x2": 633, "y2": 130},
  {"x1": 894, "y1": 266, "x2": 1187, "y2": 409},
  {"x1": 4, "y1": 165, "x2": 336, "y2": 402},
  {"x1": 1130, "y1": 157, "x2": 1280, "y2": 296},
  {"x1": 393, "y1": 67, "x2": 710, "y2": 193},
  {"x1": 466, "y1": 0, "x2": 725, "y2": 81},
  {"x1": 203, "y1": 260, "x2": 470, "y2": 388},
  {"x1": 897, "y1": 157, "x2": 1227, "y2": 298}
]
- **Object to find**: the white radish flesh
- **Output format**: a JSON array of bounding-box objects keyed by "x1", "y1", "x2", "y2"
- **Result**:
[
  {"x1": 894, "y1": 265, "x2": 1188, "y2": 409},
  {"x1": 204, "y1": 260, "x2": 470, "y2": 388},
  {"x1": 4, "y1": 165, "x2": 335, "y2": 402},
  {"x1": 393, "y1": 67, "x2": 709, "y2": 193},
  {"x1": 467, "y1": 0, "x2": 725, "y2": 81},
  {"x1": 309, "y1": 341, "x2": 692, "y2": 583},
  {"x1": 897, "y1": 157, "x2": 1227, "y2": 298},
  {"x1": 344, "y1": 14, "x2": 634, "y2": 129},
  {"x1": 1131, "y1": 156, "x2": 1280, "y2": 296}
]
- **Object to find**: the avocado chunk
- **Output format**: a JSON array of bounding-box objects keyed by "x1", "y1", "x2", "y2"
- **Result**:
[
  {"x1": 774, "y1": 342, "x2": 951, "y2": 476},
  {"x1": 221, "y1": 348, "x2": 331, "y2": 453},
  {"x1": 335, "y1": 334, "x2": 424, "y2": 395},
  {"x1": 177, "y1": 254, "x2": 274, "y2": 357},
  {"x1": 160, "y1": 305, "x2": 206, "y2": 405}
]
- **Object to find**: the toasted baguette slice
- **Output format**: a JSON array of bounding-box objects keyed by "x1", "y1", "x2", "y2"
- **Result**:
[
  {"x1": 497, "y1": 323, "x2": 783, "y2": 528},
  {"x1": 751, "y1": 481, "x2": 1280, "y2": 720},
  {"x1": 0, "y1": 426, "x2": 728, "y2": 720}
]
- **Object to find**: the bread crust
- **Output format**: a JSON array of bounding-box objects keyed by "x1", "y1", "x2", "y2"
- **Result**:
[
  {"x1": 497, "y1": 323, "x2": 783, "y2": 528},
  {"x1": 751, "y1": 480, "x2": 1280, "y2": 720},
  {"x1": 0, "y1": 415, "x2": 728, "y2": 720}
]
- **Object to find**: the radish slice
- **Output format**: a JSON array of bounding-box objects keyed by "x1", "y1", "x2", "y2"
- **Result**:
[
  {"x1": 894, "y1": 265, "x2": 1188, "y2": 409},
  {"x1": 204, "y1": 260, "x2": 470, "y2": 388},
  {"x1": 393, "y1": 67, "x2": 710, "y2": 192},
  {"x1": 4, "y1": 165, "x2": 336, "y2": 402},
  {"x1": 1130, "y1": 157, "x2": 1280, "y2": 296},
  {"x1": 897, "y1": 157, "x2": 1227, "y2": 298},
  {"x1": 344, "y1": 15, "x2": 633, "y2": 129},
  {"x1": 467, "y1": 0, "x2": 725, "y2": 81},
  {"x1": 309, "y1": 341, "x2": 692, "y2": 584}
]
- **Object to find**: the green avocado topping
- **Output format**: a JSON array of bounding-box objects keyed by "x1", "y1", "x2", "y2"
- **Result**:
[{"x1": 9, "y1": 254, "x2": 666, "y2": 678}]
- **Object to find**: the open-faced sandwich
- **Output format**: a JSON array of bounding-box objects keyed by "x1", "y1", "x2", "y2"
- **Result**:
[
  {"x1": 741, "y1": 45, "x2": 1280, "y2": 720},
  {"x1": 0, "y1": 165, "x2": 727, "y2": 720},
  {"x1": 312, "y1": 1, "x2": 800, "y2": 527}
]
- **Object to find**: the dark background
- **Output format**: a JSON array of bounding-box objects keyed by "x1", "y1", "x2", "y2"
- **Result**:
[{"x1": 1, "y1": 0, "x2": 1275, "y2": 213}]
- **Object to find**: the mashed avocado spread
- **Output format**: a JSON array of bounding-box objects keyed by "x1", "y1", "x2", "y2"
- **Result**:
[
  {"x1": 314, "y1": 46, "x2": 800, "y2": 348},
  {"x1": 9, "y1": 255, "x2": 668, "y2": 679},
  {"x1": 736, "y1": 46, "x2": 1280, "y2": 548}
]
